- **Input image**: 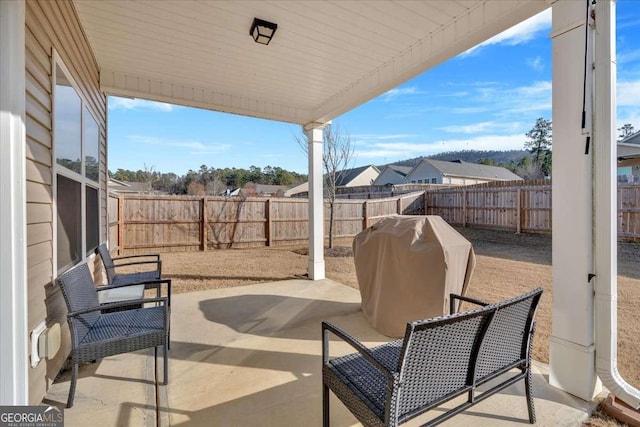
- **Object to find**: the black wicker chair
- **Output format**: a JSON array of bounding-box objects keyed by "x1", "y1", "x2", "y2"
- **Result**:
[
  {"x1": 95, "y1": 243, "x2": 170, "y2": 306},
  {"x1": 57, "y1": 262, "x2": 170, "y2": 408},
  {"x1": 322, "y1": 288, "x2": 543, "y2": 427},
  {"x1": 95, "y1": 243, "x2": 162, "y2": 285}
]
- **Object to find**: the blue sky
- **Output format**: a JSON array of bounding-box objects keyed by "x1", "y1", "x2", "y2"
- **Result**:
[{"x1": 108, "y1": 2, "x2": 640, "y2": 176}]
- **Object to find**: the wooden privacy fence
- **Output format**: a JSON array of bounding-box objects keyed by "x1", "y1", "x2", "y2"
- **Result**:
[
  {"x1": 425, "y1": 180, "x2": 552, "y2": 234},
  {"x1": 108, "y1": 192, "x2": 425, "y2": 254},
  {"x1": 425, "y1": 180, "x2": 640, "y2": 240},
  {"x1": 108, "y1": 181, "x2": 640, "y2": 253}
]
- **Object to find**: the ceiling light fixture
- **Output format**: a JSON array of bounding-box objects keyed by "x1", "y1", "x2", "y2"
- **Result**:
[{"x1": 250, "y1": 18, "x2": 277, "y2": 45}]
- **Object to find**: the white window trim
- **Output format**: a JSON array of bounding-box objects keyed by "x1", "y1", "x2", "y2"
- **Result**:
[{"x1": 52, "y1": 50, "x2": 101, "y2": 274}]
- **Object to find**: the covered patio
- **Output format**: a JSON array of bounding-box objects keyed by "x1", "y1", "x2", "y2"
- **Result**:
[
  {"x1": 44, "y1": 279, "x2": 599, "y2": 426},
  {"x1": 1, "y1": 0, "x2": 639, "y2": 422}
]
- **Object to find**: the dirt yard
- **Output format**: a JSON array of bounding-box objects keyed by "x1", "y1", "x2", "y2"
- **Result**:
[{"x1": 157, "y1": 227, "x2": 640, "y2": 391}]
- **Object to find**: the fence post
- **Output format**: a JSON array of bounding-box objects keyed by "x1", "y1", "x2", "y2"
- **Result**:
[
  {"x1": 118, "y1": 195, "x2": 124, "y2": 255},
  {"x1": 266, "y1": 198, "x2": 273, "y2": 247},
  {"x1": 423, "y1": 191, "x2": 427, "y2": 215},
  {"x1": 201, "y1": 196, "x2": 208, "y2": 251},
  {"x1": 363, "y1": 200, "x2": 369, "y2": 230},
  {"x1": 516, "y1": 189, "x2": 522, "y2": 234},
  {"x1": 397, "y1": 196, "x2": 402, "y2": 215},
  {"x1": 462, "y1": 189, "x2": 467, "y2": 228}
]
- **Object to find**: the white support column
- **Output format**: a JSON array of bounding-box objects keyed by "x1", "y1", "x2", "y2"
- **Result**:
[
  {"x1": 0, "y1": 0, "x2": 29, "y2": 405},
  {"x1": 549, "y1": 0, "x2": 602, "y2": 401},
  {"x1": 305, "y1": 123, "x2": 326, "y2": 280}
]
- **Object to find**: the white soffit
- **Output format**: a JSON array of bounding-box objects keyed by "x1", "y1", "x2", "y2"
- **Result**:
[{"x1": 73, "y1": 0, "x2": 548, "y2": 125}]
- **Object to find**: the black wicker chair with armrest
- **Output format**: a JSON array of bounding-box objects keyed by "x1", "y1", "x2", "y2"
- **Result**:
[
  {"x1": 57, "y1": 262, "x2": 170, "y2": 408},
  {"x1": 95, "y1": 243, "x2": 170, "y2": 306},
  {"x1": 322, "y1": 287, "x2": 543, "y2": 427},
  {"x1": 95, "y1": 243, "x2": 161, "y2": 285}
]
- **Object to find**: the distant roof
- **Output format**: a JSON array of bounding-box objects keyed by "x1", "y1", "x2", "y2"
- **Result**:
[
  {"x1": 108, "y1": 179, "x2": 153, "y2": 193},
  {"x1": 250, "y1": 184, "x2": 289, "y2": 194},
  {"x1": 335, "y1": 165, "x2": 380, "y2": 186},
  {"x1": 235, "y1": 183, "x2": 295, "y2": 196},
  {"x1": 386, "y1": 165, "x2": 412, "y2": 177},
  {"x1": 284, "y1": 181, "x2": 308, "y2": 197},
  {"x1": 620, "y1": 130, "x2": 640, "y2": 145},
  {"x1": 420, "y1": 159, "x2": 522, "y2": 181}
]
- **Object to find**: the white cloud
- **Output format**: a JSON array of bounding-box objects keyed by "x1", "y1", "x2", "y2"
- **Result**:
[
  {"x1": 439, "y1": 121, "x2": 522, "y2": 134},
  {"x1": 461, "y1": 9, "x2": 551, "y2": 56},
  {"x1": 353, "y1": 134, "x2": 527, "y2": 160},
  {"x1": 617, "y1": 113, "x2": 640, "y2": 134},
  {"x1": 618, "y1": 80, "x2": 640, "y2": 107},
  {"x1": 618, "y1": 49, "x2": 640, "y2": 65},
  {"x1": 385, "y1": 80, "x2": 551, "y2": 130},
  {"x1": 451, "y1": 106, "x2": 491, "y2": 114},
  {"x1": 527, "y1": 56, "x2": 544, "y2": 72},
  {"x1": 450, "y1": 81, "x2": 551, "y2": 116},
  {"x1": 617, "y1": 79, "x2": 640, "y2": 132},
  {"x1": 109, "y1": 97, "x2": 176, "y2": 112},
  {"x1": 438, "y1": 91, "x2": 470, "y2": 98},
  {"x1": 439, "y1": 122, "x2": 495, "y2": 134},
  {"x1": 516, "y1": 81, "x2": 551, "y2": 96},
  {"x1": 352, "y1": 133, "x2": 416, "y2": 143},
  {"x1": 382, "y1": 86, "x2": 424, "y2": 101},
  {"x1": 127, "y1": 135, "x2": 231, "y2": 154}
]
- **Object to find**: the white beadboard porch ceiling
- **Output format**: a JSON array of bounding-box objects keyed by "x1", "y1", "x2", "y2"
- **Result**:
[{"x1": 73, "y1": 0, "x2": 549, "y2": 125}]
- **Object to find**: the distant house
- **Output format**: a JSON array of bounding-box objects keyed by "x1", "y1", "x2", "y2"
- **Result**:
[
  {"x1": 617, "y1": 131, "x2": 640, "y2": 182},
  {"x1": 236, "y1": 183, "x2": 289, "y2": 197},
  {"x1": 108, "y1": 178, "x2": 153, "y2": 194},
  {"x1": 287, "y1": 165, "x2": 380, "y2": 197},
  {"x1": 405, "y1": 159, "x2": 522, "y2": 185},
  {"x1": 225, "y1": 183, "x2": 306, "y2": 197},
  {"x1": 372, "y1": 165, "x2": 413, "y2": 185},
  {"x1": 284, "y1": 182, "x2": 309, "y2": 197},
  {"x1": 620, "y1": 130, "x2": 640, "y2": 145},
  {"x1": 335, "y1": 165, "x2": 380, "y2": 187}
]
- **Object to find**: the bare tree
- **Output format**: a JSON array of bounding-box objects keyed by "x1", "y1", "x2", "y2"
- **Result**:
[
  {"x1": 618, "y1": 123, "x2": 635, "y2": 141},
  {"x1": 295, "y1": 123, "x2": 353, "y2": 249},
  {"x1": 205, "y1": 178, "x2": 227, "y2": 196},
  {"x1": 141, "y1": 163, "x2": 157, "y2": 193}
]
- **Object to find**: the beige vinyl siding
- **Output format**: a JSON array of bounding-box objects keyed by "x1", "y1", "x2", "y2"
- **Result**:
[
  {"x1": 405, "y1": 160, "x2": 442, "y2": 185},
  {"x1": 343, "y1": 167, "x2": 380, "y2": 187},
  {"x1": 447, "y1": 176, "x2": 487, "y2": 186},
  {"x1": 25, "y1": 0, "x2": 107, "y2": 404}
]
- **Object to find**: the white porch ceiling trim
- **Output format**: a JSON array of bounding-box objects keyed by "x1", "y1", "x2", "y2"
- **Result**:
[{"x1": 101, "y1": 69, "x2": 311, "y2": 124}]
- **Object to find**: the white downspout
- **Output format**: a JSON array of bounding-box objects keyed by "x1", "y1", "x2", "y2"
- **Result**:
[{"x1": 592, "y1": 0, "x2": 640, "y2": 409}]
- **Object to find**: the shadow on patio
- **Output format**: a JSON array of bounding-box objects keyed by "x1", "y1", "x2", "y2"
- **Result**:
[{"x1": 45, "y1": 279, "x2": 600, "y2": 426}]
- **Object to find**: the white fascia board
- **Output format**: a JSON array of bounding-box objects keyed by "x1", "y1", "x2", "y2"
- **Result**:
[{"x1": 101, "y1": 70, "x2": 312, "y2": 125}]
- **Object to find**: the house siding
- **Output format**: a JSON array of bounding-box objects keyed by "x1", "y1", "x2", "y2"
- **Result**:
[
  {"x1": 25, "y1": 0, "x2": 106, "y2": 404},
  {"x1": 372, "y1": 168, "x2": 406, "y2": 185},
  {"x1": 448, "y1": 176, "x2": 484, "y2": 185},
  {"x1": 406, "y1": 161, "x2": 443, "y2": 184},
  {"x1": 343, "y1": 166, "x2": 379, "y2": 187}
]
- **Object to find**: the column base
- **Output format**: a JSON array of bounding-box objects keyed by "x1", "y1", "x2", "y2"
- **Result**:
[
  {"x1": 307, "y1": 260, "x2": 325, "y2": 281},
  {"x1": 549, "y1": 335, "x2": 602, "y2": 401}
]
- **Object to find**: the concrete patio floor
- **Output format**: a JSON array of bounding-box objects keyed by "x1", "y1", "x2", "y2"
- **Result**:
[{"x1": 44, "y1": 279, "x2": 602, "y2": 426}]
